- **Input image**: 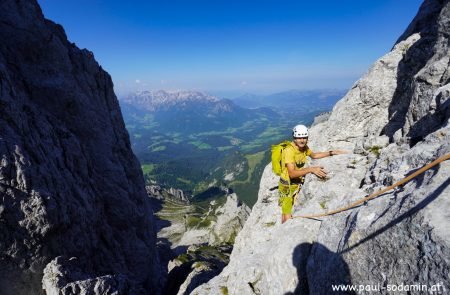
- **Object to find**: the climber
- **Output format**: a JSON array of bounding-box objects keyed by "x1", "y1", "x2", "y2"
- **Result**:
[{"x1": 279, "y1": 124, "x2": 348, "y2": 223}]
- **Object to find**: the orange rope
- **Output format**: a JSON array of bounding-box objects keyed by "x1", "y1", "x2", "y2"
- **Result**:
[{"x1": 292, "y1": 153, "x2": 450, "y2": 219}]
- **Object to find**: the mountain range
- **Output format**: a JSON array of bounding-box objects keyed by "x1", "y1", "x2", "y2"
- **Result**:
[
  {"x1": 232, "y1": 89, "x2": 346, "y2": 109},
  {"x1": 120, "y1": 90, "x2": 278, "y2": 134},
  {"x1": 123, "y1": 90, "x2": 231, "y2": 112}
]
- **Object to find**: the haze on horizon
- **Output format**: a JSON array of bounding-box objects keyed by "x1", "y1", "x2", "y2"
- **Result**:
[{"x1": 38, "y1": 0, "x2": 423, "y2": 98}]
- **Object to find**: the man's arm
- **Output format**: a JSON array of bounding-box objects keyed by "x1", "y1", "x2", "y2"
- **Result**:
[
  {"x1": 310, "y1": 149, "x2": 349, "y2": 159},
  {"x1": 286, "y1": 163, "x2": 327, "y2": 179}
]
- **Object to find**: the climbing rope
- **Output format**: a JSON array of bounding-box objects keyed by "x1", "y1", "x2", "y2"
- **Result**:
[{"x1": 292, "y1": 153, "x2": 450, "y2": 219}]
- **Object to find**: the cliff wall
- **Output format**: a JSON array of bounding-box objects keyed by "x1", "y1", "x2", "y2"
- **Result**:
[{"x1": 0, "y1": 0, "x2": 160, "y2": 293}]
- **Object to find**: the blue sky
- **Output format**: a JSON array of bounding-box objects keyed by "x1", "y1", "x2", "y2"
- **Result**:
[{"x1": 38, "y1": 0, "x2": 423, "y2": 98}]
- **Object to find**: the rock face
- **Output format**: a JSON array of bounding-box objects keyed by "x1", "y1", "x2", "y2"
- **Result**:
[
  {"x1": 150, "y1": 191, "x2": 250, "y2": 294},
  {"x1": 0, "y1": 0, "x2": 159, "y2": 294},
  {"x1": 166, "y1": 245, "x2": 232, "y2": 295},
  {"x1": 194, "y1": 0, "x2": 450, "y2": 294},
  {"x1": 42, "y1": 257, "x2": 135, "y2": 295},
  {"x1": 208, "y1": 194, "x2": 251, "y2": 246},
  {"x1": 153, "y1": 193, "x2": 250, "y2": 250},
  {"x1": 147, "y1": 185, "x2": 190, "y2": 203}
]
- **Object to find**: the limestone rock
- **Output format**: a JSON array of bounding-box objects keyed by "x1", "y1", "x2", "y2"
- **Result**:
[
  {"x1": 194, "y1": 0, "x2": 450, "y2": 294},
  {"x1": 42, "y1": 257, "x2": 135, "y2": 295},
  {"x1": 158, "y1": 193, "x2": 249, "y2": 294},
  {"x1": 177, "y1": 261, "x2": 222, "y2": 295},
  {"x1": 208, "y1": 193, "x2": 251, "y2": 246},
  {"x1": 157, "y1": 193, "x2": 250, "y2": 249},
  {"x1": 192, "y1": 165, "x2": 323, "y2": 295},
  {"x1": 165, "y1": 245, "x2": 232, "y2": 295},
  {"x1": 147, "y1": 185, "x2": 190, "y2": 203},
  {"x1": 0, "y1": 0, "x2": 159, "y2": 293}
]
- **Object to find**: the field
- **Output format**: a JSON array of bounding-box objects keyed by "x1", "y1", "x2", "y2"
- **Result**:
[{"x1": 123, "y1": 102, "x2": 328, "y2": 206}]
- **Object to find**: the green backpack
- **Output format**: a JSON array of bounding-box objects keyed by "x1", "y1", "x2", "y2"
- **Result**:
[{"x1": 271, "y1": 141, "x2": 292, "y2": 176}]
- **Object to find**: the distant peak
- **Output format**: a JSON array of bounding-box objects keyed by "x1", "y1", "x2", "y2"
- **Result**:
[
  {"x1": 123, "y1": 89, "x2": 230, "y2": 111},
  {"x1": 133, "y1": 89, "x2": 219, "y2": 101}
]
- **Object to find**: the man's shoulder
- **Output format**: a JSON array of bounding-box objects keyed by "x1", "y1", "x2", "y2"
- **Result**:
[
  {"x1": 284, "y1": 143, "x2": 297, "y2": 154},
  {"x1": 282, "y1": 143, "x2": 296, "y2": 162}
]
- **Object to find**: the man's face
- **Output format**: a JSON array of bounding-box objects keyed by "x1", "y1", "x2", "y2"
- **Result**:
[{"x1": 293, "y1": 137, "x2": 308, "y2": 149}]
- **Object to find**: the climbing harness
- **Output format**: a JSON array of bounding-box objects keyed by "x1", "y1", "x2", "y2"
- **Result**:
[{"x1": 292, "y1": 153, "x2": 450, "y2": 219}]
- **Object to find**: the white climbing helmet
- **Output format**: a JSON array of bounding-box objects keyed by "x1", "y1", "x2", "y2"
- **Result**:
[{"x1": 292, "y1": 124, "x2": 309, "y2": 138}]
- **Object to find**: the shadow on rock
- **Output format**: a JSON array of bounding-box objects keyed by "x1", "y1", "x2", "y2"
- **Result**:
[
  {"x1": 286, "y1": 242, "x2": 353, "y2": 295},
  {"x1": 382, "y1": 0, "x2": 445, "y2": 145},
  {"x1": 164, "y1": 244, "x2": 232, "y2": 295},
  {"x1": 148, "y1": 197, "x2": 175, "y2": 291},
  {"x1": 163, "y1": 260, "x2": 194, "y2": 295},
  {"x1": 341, "y1": 176, "x2": 450, "y2": 254}
]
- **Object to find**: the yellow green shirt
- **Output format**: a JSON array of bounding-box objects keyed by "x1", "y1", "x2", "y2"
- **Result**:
[{"x1": 280, "y1": 142, "x2": 312, "y2": 183}]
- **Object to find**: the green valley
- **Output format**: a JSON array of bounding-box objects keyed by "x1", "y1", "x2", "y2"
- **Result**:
[{"x1": 120, "y1": 90, "x2": 342, "y2": 206}]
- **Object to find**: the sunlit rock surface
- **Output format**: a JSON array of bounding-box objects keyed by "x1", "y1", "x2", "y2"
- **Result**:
[{"x1": 194, "y1": 0, "x2": 450, "y2": 294}]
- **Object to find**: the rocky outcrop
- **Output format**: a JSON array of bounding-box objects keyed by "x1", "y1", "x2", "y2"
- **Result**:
[
  {"x1": 168, "y1": 188, "x2": 189, "y2": 203},
  {"x1": 0, "y1": 0, "x2": 159, "y2": 294},
  {"x1": 147, "y1": 185, "x2": 190, "y2": 203},
  {"x1": 208, "y1": 194, "x2": 251, "y2": 246},
  {"x1": 194, "y1": 0, "x2": 450, "y2": 294},
  {"x1": 153, "y1": 193, "x2": 250, "y2": 250},
  {"x1": 151, "y1": 192, "x2": 250, "y2": 294},
  {"x1": 177, "y1": 261, "x2": 223, "y2": 295},
  {"x1": 166, "y1": 244, "x2": 232, "y2": 295},
  {"x1": 42, "y1": 257, "x2": 136, "y2": 295}
]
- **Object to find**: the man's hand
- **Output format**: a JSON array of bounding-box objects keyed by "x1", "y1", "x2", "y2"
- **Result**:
[
  {"x1": 310, "y1": 166, "x2": 327, "y2": 178},
  {"x1": 331, "y1": 149, "x2": 351, "y2": 155}
]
